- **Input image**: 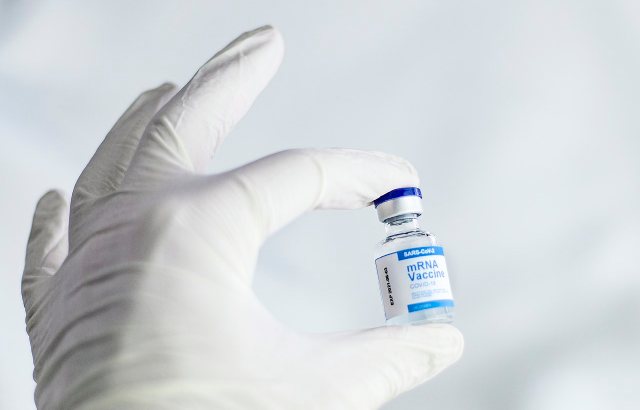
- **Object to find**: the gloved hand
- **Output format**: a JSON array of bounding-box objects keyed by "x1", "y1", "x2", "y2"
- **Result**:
[{"x1": 22, "y1": 25, "x2": 463, "y2": 409}]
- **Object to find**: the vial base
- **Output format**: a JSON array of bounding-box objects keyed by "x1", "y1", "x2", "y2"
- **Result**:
[{"x1": 386, "y1": 306, "x2": 454, "y2": 326}]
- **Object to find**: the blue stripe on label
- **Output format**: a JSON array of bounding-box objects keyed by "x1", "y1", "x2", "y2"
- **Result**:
[
  {"x1": 407, "y1": 299, "x2": 455, "y2": 313},
  {"x1": 397, "y1": 246, "x2": 444, "y2": 260}
]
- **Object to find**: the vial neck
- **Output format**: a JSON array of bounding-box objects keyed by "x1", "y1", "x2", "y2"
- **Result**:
[{"x1": 384, "y1": 214, "x2": 421, "y2": 236}]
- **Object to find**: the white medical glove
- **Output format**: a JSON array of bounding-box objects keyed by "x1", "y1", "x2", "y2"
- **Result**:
[{"x1": 22, "y1": 25, "x2": 463, "y2": 409}]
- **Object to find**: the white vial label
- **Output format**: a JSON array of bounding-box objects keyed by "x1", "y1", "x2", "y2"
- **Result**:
[{"x1": 375, "y1": 246, "x2": 454, "y2": 319}]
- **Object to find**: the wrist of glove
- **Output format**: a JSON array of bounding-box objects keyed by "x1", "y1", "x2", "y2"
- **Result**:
[{"x1": 22, "y1": 25, "x2": 463, "y2": 409}]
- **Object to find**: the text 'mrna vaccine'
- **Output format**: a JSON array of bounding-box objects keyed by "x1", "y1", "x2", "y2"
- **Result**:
[{"x1": 373, "y1": 187, "x2": 454, "y2": 325}]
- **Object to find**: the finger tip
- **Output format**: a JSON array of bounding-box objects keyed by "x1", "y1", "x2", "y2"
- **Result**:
[
  {"x1": 364, "y1": 323, "x2": 464, "y2": 391},
  {"x1": 243, "y1": 24, "x2": 283, "y2": 46},
  {"x1": 253, "y1": 24, "x2": 281, "y2": 39},
  {"x1": 40, "y1": 189, "x2": 67, "y2": 206},
  {"x1": 419, "y1": 323, "x2": 465, "y2": 362},
  {"x1": 254, "y1": 24, "x2": 285, "y2": 62},
  {"x1": 158, "y1": 82, "x2": 178, "y2": 91},
  {"x1": 139, "y1": 82, "x2": 178, "y2": 106},
  {"x1": 383, "y1": 152, "x2": 420, "y2": 181},
  {"x1": 309, "y1": 148, "x2": 421, "y2": 210},
  {"x1": 370, "y1": 152, "x2": 420, "y2": 200},
  {"x1": 35, "y1": 190, "x2": 68, "y2": 219},
  {"x1": 212, "y1": 25, "x2": 285, "y2": 82},
  {"x1": 406, "y1": 161, "x2": 420, "y2": 182},
  {"x1": 443, "y1": 324, "x2": 465, "y2": 362}
]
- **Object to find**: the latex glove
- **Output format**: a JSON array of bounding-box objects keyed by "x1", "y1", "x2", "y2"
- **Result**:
[{"x1": 22, "y1": 25, "x2": 463, "y2": 409}]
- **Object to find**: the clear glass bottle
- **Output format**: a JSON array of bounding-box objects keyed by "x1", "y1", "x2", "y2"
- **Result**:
[{"x1": 373, "y1": 188, "x2": 454, "y2": 325}]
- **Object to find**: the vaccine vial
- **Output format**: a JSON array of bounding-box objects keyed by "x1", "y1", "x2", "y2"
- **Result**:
[{"x1": 373, "y1": 187, "x2": 454, "y2": 325}]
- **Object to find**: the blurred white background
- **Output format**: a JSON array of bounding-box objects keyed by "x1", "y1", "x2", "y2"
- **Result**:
[{"x1": 1, "y1": 0, "x2": 639, "y2": 409}]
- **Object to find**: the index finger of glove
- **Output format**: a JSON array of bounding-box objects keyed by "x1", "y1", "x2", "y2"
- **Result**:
[{"x1": 223, "y1": 148, "x2": 419, "y2": 240}]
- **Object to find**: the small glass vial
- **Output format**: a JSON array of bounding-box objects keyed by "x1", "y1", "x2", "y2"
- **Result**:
[{"x1": 373, "y1": 187, "x2": 454, "y2": 325}]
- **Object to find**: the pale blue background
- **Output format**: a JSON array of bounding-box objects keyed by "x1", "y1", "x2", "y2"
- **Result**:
[{"x1": 1, "y1": 1, "x2": 639, "y2": 408}]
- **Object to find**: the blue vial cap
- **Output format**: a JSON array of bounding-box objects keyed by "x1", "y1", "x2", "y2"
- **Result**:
[{"x1": 373, "y1": 187, "x2": 422, "y2": 208}]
